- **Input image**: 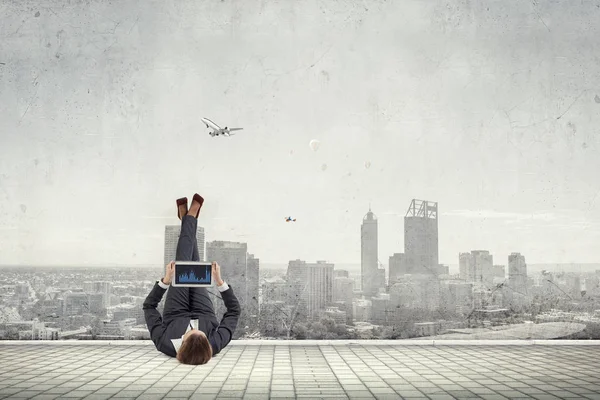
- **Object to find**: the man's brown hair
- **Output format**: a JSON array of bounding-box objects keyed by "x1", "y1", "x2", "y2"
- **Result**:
[{"x1": 176, "y1": 332, "x2": 213, "y2": 365}]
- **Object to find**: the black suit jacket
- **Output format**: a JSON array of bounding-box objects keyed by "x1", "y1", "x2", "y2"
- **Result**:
[{"x1": 142, "y1": 282, "x2": 241, "y2": 358}]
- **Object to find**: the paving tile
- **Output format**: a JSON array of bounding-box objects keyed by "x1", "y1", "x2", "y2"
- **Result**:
[
  {"x1": 445, "y1": 390, "x2": 476, "y2": 397},
  {"x1": 111, "y1": 390, "x2": 145, "y2": 397},
  {"x1": 468, "y1": 388, "x2": 496, "y2": 395},
  {"x1": 518, "y1": 387, "x2": 547, "y2": 394},
  {"x1": 135, "y1": 394, "x2": 165, "y2": 400},
  {"x1": 269, "y1": 391, "x2": 296, "y2": 397},
  {"x1": 546, "y1": 390, "x2": 587, "y2": 398},
  {"x1": 436, "y1": 384, "x2": 466, "y2": 391},
  {"x1": 92, "y1": 387, "x2": 121, "y2": 394},
  {"x1": 163, "y1": 390, "x2": 194, "y2": 397},
  {"x1": 347, "y1": 396, "x2": 375, "y2": 400},
  {"x1": 80, "y1": 394, "x2": 113, "y2": 400},
  {"x1": 56, "y1": 391, "x2": 95, "y2": 398},
  {"x1": 29, "y1": 395, "x2": 60, "y2": 400}
]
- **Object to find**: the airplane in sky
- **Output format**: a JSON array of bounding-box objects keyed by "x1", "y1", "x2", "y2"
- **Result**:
[{"x1": 201, "y1": 117, "x2": 244, "y2": 137}]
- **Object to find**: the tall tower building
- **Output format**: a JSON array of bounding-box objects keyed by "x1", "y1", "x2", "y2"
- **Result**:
[
  {"x1": 286, "y1": 259, "x2": 308, "y2": 321},
  {"x1": 404, "y1": 199, "x2": 438, "y2": 275},
  {"x1": 508, "y1": 252, "x2": 527, "y2": 294},
  {"x1": 472, "y1": 250, "x2": 494, "y2": 284},
  {"x1": 459, "y1": 250, "x2": 494, "y2": 284},
  {"x1": 164, "y1": 225, "x2": 205, "y2": 265},
  {"x1": 287, "y1": 259, "x2": 308, "y2": 287},
  {"x1": 286, "y1": 260, "x2": 334, "y2": 321},
  {"x1": 334, "y1": 275, "x2": 355, "y2": 324},
  {"x1": 361, "y1": 207, "x2": 379, "y2": 297},
  {"x1": 307, "y1": 261, "x2": 334, "y2": 320},
  {"x1": 459, "y1": 252, "x2": 473, "y2": 281},
  {"x1": 206, "y1": 241, "x2": 258, "y2": 333}
]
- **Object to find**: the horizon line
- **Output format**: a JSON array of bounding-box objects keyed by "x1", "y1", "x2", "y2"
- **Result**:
[{"x1": 1, "y1": 262, "x2": 600, "y2": 268}]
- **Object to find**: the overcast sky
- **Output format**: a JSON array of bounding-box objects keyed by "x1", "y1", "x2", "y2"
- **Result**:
[{"x1": 1, "y1": 0, "x2": 599, "y2": 267}]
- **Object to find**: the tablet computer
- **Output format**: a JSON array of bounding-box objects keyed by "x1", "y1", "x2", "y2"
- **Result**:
[{"x1": 172, "y1": 262, "x2": 213, "y2": 287}]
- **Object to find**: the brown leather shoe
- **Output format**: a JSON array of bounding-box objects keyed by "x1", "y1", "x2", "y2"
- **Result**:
[
  {"x1": 190, "y1": 193, "x2": 204, "y2": 218},
  {"x1": 176, "y1": 197, "x2": 188, "y2": 220}
]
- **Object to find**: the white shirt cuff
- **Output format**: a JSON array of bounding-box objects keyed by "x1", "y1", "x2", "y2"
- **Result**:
[
  {"x1": 217, "y1": 281, "x2": 229, "y2": 292},
  {"x1": 157, "y1": 279, "x2": 170, "y2": 289}
]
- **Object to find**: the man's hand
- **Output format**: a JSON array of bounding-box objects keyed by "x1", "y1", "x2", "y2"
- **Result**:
[
  {"x1": 162, "y1": 261, "x2": 175, "y2": 285},
  {"x1": 212, "y1": 262, "x2": 224, "y2": 286}
]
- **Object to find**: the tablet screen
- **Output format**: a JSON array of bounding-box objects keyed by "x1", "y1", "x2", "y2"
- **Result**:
[{"x1": 174, "y1": 263, "x2": 212, "y2": 285}]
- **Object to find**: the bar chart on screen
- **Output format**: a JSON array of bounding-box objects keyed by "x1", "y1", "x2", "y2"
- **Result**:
[{"x1": 178, "y1": 269, "x2": 210, "y2": 284}]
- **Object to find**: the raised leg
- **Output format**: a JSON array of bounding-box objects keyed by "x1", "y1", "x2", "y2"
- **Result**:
[
  {"x1": 175, "y1": 214, "x2": 198, "y2": 261},
  {"x1": 192, "y1": 237, "x2": 200, "y2": 262}
]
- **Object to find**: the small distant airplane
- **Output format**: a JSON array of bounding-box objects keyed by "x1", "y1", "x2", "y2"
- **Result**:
[
  {"x1": 285, "y1": 216, "x2": 296, "y2": 222},
  {"x1": 201, "y1": 117, "x2": 243, "y2": 137}
]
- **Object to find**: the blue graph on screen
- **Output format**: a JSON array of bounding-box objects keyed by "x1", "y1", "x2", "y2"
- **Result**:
[{"x1": 178, "y1": 268, "x2": 210, "y2": 284}]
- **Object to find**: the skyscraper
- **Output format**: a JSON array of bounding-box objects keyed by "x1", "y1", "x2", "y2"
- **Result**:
[
  {"x1": 206, "y1": 241, "x2": 258, "y2": 333},
  {"x1": 361, "y1": 207, "x2": 379, "y2": 297},
  {"x1": 404, "y1": 199, "x2": 438, "y2": 275},
  {"x1": 508, "y1": 252, "x2": 527, "y2": 294},
  {"x1": 163, "y1": 225, "x2": 205, "y2": 265},
  {"x1": 306, "y1": 261, "x2": 334, "y2": 320},
  {"x1": 459, "y1": 252, "x2": 473, "y2": 281},
  {"x1": 286, "y1": 259, "x2": 309, "y2": 319},
  {"x1": 459, "y1": 250, "x2": 494, "y2": 284},
  {"x1": 286, "y1": 260, "x2": 334, "y2": 320},
  {"x1": 472, "y1": 250, "x2": 494, "y2": 284},
  {"x1": 334, "y1": 274, "x2": 354, "y2": 324}
]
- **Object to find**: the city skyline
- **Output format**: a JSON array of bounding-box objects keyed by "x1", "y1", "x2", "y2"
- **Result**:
[
  {"x1": 1, "y1": 0, "x2": 599, "y2": 266},
  {"x1": 0, "y1": 199, "x2": 597, "y2": 268}
]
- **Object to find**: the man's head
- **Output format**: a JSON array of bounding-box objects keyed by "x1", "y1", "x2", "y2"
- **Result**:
[{"x1": 176, "y1": 329, "x2": 213, "y2": 365}]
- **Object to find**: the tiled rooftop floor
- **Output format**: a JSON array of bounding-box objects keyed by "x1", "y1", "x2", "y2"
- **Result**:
[{"x1": 1, "y1": 341, "x2": 599, "y2": 400}]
